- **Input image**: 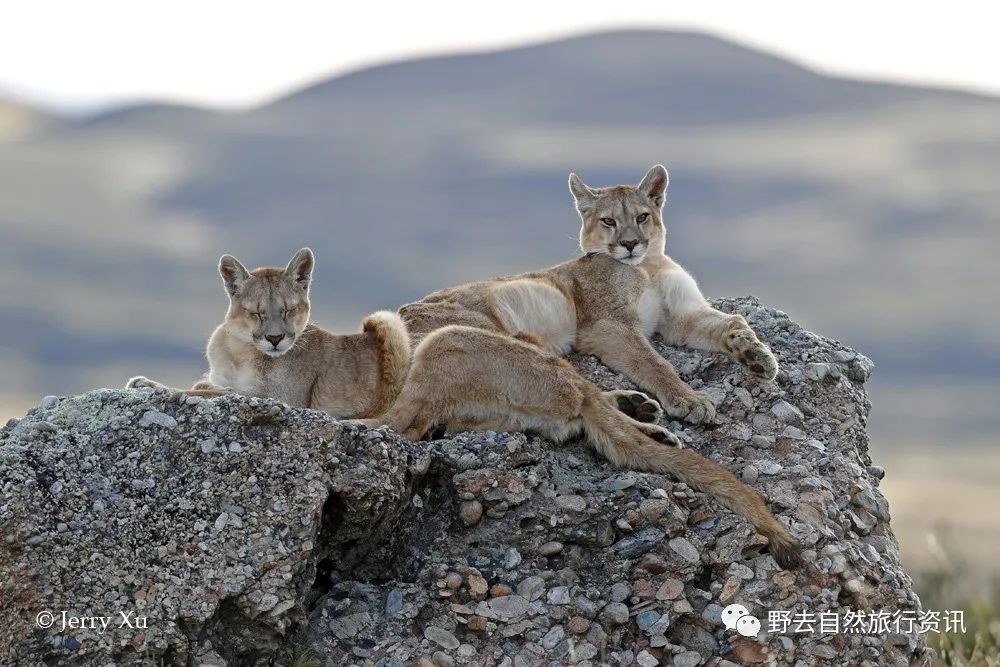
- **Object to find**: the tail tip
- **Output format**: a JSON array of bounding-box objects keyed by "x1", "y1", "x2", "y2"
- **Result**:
[
  {"x1": 770, "y1": 535, "x2": 804, "y2": 570},
  {"x1": 363, "y1": 309, "x2": 401, "y2": 330}
]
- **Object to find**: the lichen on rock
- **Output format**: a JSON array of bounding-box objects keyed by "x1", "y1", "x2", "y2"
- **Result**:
[{"x1": 0, "y1": 297, "x2": 930, "y2": 666}]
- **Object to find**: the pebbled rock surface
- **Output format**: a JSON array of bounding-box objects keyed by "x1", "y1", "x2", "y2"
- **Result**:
[{"x1": 0, "y1": 297, "x2": 930, "y2": 666}]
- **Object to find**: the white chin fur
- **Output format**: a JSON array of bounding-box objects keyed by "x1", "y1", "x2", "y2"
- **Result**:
[
  {"x1": 615, "y1": 252, "x2": 646, "y2": 266},
  {"x1": 259, "y1": 345, "x2": 291, "y2": 357}
]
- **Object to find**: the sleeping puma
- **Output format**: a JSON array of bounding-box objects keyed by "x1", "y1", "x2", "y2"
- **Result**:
[
  {"x1": 400, "y1": 164, "x2": 777, "y2": 425},
  {"x1": 127, "y1": 248, "x2": 410, "y2": 418}
]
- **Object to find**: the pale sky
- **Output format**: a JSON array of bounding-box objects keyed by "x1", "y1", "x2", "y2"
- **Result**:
[{"x1": 2, "y1": 0, "x2": 998, "y2": 112}]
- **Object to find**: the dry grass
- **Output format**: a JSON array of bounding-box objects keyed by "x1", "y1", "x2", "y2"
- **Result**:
[
  {"x1": 0, "y1": 395, "x2": 36, "y2": 423},
  {"x1": 877, "y1": 448, "x2": 1000, "y2": 665},
  {"x1": 879, "y1": 448, "x2": 1000, "y2": 574},
  {"x1": 915, "y1": 572, "x2": 1000, "y2": 666}
]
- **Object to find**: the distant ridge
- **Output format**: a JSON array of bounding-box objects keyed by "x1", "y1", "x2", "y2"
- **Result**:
[
  {"x1": 74, "y1": 101, "x2": 225, "y2": 129},
  {"x1": 63, "y1": 29, "x2": 999, "y2": 131}
]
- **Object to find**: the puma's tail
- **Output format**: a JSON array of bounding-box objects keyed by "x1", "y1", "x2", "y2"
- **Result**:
[
  {"x1": 580, "y1": 395, "x2": 802, "y2": 570},
  {"x1": 360, "y1": 310, "x2": 412, "y2": 418}
]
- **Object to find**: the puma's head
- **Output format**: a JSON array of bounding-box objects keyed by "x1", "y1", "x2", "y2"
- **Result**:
[
  {"x1": 569, "y1": 164, "x2": 669, "y2": 265},
  {"x1": 217, "y1": 248, "x2": 314, "y2": 357}
]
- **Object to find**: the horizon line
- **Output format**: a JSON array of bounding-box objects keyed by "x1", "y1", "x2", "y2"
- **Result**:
[{"x1": 4, "y1": 25, "x2": 999, "y2": 119}]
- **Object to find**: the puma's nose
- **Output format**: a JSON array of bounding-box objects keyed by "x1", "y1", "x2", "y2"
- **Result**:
[
  {"x1": 265, "y1": 334, "x2": 284, "y2": 347},
  {"x1": 621, "y1": 240, "x2": 639, "y2": 251}
]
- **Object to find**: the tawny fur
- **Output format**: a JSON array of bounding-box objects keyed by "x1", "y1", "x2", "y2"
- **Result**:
[
  {"x1": 126, "y1": 249, "x2": 411, "y2": 419},
  {"x1": 359, "y1": 325, "x2": 800, "y2": 569},
  {"x1": 361, "y1": 310, "x2": 412, "y2": 418}
]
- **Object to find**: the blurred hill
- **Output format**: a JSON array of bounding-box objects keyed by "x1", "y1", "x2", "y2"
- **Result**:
[{"x1": 1, "y1": 29, "x2": 999, "y2": 457}]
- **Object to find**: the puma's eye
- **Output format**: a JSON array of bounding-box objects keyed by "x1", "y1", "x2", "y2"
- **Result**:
[
  {"x1": 636, "y1": 213, "x2": 649, "y2": 224},
  {"x1": 600, "y1": 217, "x2": 616, "y2": 227}
]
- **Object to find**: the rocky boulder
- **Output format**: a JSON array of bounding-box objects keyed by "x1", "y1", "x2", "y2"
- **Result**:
[{"x1": 0, "y1": 297, "x2": 930, "y2": 666}]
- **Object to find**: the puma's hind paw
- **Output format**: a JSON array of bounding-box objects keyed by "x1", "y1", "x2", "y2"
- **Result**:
[
  {"x1": 607, "y1": 389, "x2": 663, "y2": 423},
  {"x1": 638, "y1": 422, "x2": 683, "y2": 448},
  {"x1": 661, "y1": 389, "x2": 717, "y2": 425},
  {"x1": 726, "y1": 329, "x2": 779, "y2": 382},
  {"x1": 343, "y1": 418, "x2": 378, "y2": 428},
  {"x1": 423, "y1": 424, "x2": 448, "y2": 441}
]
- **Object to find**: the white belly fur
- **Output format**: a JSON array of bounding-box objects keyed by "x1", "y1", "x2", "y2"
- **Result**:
[{"x1": 491, "y1": 279, "x2": 577, "y2": 355}]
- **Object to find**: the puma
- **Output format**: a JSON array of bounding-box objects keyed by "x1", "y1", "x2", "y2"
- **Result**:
[
  {"x1": 126, "y1": 248, "x2": 410, "y2": 419},
  {"x1": 399, "y1": 165, "x2": 778, "y2": 426},
  {"x1": 385, "y1": 165, "x2": 798, "y2": 568}
]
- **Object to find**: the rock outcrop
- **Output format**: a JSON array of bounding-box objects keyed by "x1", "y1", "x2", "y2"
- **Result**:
[{"x1": 0, "y1": 298, "x2": 930, "y2": 666}]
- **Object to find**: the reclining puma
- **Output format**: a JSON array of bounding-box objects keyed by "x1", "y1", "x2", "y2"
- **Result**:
[
  {"x1": 399, "y1": 164, "x2": 778, "y2": 425},
  {"x1": 379, "y1": 167, "x2": 798, "y2": 566}
]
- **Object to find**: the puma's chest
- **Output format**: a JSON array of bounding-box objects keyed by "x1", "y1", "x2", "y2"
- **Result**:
[
  {"x1": 211, "y1": 361, "x2": 261, "y2": 395},
  {"x1": 636, "y1": 266, "x2": 705, "y2": 337},
  {"x1": 637, "y1": 287, "x2": 662, "y2": 339}
]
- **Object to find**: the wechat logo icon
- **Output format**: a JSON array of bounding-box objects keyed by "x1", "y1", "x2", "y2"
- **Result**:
[{"x1": 722, "y1": 603, "x2": 761, "y2": 638}]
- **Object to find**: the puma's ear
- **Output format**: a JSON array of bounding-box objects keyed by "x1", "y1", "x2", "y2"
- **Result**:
[
  {"x1": 284, "y1": 247, "x2": 314, "y2": 290},
  {"x1": 568, "y1": 173, "x2": 597, "y2": 208},
  {"x1": 219, "y1": 254, "x2": 250, "y2": 297},
  {"x1": 637, "y1": 164, "x2": 669, "y2": 207}
]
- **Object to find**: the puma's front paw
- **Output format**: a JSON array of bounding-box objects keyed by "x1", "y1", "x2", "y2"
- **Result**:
[
  {"x1": 607, "y1": 389, "x2": 663, "y2": 423},
  {"x1": 726, "y1": 329, "x2": 779, "y2": 382},
  {"x1": 191, "y1": 380, "x2": 229, "y2": 392},
  {"x1": 661, "y1": 389, "x2": 717, "y2": 425},
  {"x1": 125, "y1": 376, "x2": 165, "y2": 390}
]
